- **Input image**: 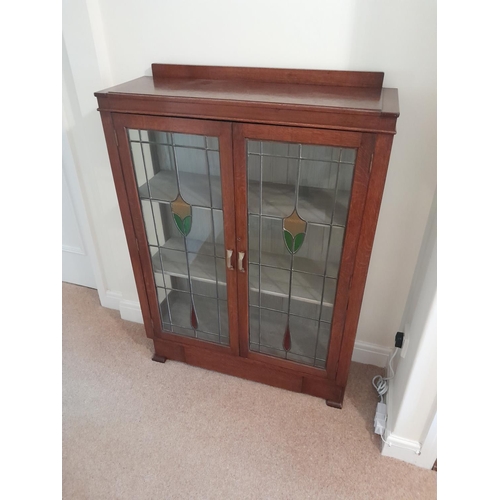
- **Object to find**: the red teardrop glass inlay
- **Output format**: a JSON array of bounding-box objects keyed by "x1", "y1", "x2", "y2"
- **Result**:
[
  {"x1": 190, "y1": 301, "x2": 198, "y2": 329},
  {"x1": 283, "y1": 322, "x2": 291, "y2": 352}
]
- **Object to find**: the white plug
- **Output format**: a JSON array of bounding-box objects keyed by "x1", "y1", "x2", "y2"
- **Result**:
[
  {"x1": 401, "y1": 323, "x2": 410, "y2": 358},
  {"x1": 374, "y1": 402, "x2": 387, "y2": 435}
]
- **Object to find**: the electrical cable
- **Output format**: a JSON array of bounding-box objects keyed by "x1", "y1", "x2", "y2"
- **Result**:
[
  {"x1": 371, "y1": 342, "x2": 422, "y2": 455},
  {"x1": 372, "y1": 348, "x2": 398, "y2": 401}
]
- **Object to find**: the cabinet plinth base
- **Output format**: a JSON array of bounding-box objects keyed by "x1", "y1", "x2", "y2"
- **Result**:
[
  {"x1": 152, "y1": 353, "x2": 167, "y2": 363},
  {"x1": 152, "y1": 337, "x2": 346, "y2": 406}
]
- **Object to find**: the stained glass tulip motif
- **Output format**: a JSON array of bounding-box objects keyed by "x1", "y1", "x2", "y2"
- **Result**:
[
  {"x1": 283, "y1": 209, "x2": 307, "y2": 254},
  {"x1": 281, "y1": 209, "x2": 308, "y2": 352},
  {"x1": 171, "y1": 194, "x2": 192, "y2": 237},
  {"x1": 171, "y1": 192, "x2": 198, "y2": 328}
]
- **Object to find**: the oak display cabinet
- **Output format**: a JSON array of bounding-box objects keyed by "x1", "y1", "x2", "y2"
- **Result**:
[{"x1": 95, "y1": 64, "x2": 399, "y2": 408}]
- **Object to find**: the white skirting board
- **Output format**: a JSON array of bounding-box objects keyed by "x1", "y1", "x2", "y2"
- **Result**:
[
  {"x1": 381, "y1": 434, "x2": 424, "y2": 465},
  {"x1": 381, "y1": 376, "x2": 437, "y2": 469},
  {"x1": 101, "y1": 291, "x2": 144, "y2": 324},
  {"x1": 381, "y1": 422, "x2": 437, "y2": 469},
  {"x1": 350, "y1": 340, "x2": 392, "y2": 368},
  {"x1": 100, "y1": 293, "x2": 392, "y2": 367}
]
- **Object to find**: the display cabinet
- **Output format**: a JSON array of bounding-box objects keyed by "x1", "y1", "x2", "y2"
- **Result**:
[{"x1": 95, "y1": 64, "x2": 399, "y2": 408}]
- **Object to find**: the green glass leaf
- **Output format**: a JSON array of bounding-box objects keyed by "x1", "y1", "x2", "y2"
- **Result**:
[
  {"x1": 183, "y1": 215, "x2": 192, "y2": 236},
  {"x1": 283, "y1": 230, "x2": 294, "y2": 254},
  {"x1": 293, "y1": 232, "x2": 306, "y2": 253},
  {"x1": 173, "y1": 213, "x2": 185, "y2": 236}
]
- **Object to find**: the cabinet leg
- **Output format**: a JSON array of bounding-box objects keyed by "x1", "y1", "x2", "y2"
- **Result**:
[
  {"x1": 152, "y1": 353, "x2": 167, "y2": 363},
  {"x1": 325, "y1": 399, "x2": 343, "y2": 409}
]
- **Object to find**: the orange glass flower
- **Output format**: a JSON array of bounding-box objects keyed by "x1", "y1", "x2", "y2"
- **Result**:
[
  {"x1": 171, "y1": 194, "x2": 192, "y2": 237},
  {"x1": 283, "y1": 209, "x2": 307, "y2": 254}
]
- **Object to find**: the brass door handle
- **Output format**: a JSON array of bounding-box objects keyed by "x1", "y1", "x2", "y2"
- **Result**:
[
  {"x1": 238, "y1": 251, "x2": 245, "y2": 273},
  {"x1": 226, "y1": 249, "x2": 234, "y2": 270}
]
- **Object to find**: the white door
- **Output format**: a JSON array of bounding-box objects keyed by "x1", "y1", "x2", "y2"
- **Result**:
[{"x1": 62, "y1": 126, "x2": 96, "y2": 288}]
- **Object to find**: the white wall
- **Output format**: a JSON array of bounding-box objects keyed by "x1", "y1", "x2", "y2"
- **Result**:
[
  {"x1": 63, "y1": 0, "x2": 138, "y2": 315},
  {"x1": 382, "y1": 192, "x2": 436, "y2": 467},
  {"x1": 63, "y1": 0, "x2": 436, "y2": 351}
]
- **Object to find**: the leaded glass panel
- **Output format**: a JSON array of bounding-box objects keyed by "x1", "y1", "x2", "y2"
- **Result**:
[
  {"x1": 128, "y1": 128, "x2": 229, "y2": 345},
  {"x1": 247, "y1": 139, "x2": 357, "y2": 368}
]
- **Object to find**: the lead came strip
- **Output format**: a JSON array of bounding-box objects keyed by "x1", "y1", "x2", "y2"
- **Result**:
[
  {"x1": 204, "y1": 136, "x2": 222, "y2": 344},
  {"x1": 281, "y1": 144, "x2": 305, "y2": 354}
]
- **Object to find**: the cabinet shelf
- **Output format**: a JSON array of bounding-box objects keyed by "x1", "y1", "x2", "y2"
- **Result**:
[
  {"x1": 150, "y1": 242, "x2": 223, "y2": 287},
  {"x1": 249, "y1": 265, "x2": 335, "y2": 306},
  {"x1": 249, "y1": 251, "x2": 339, "y2": 278},
  {"x1": 150, "y1": 242, "x2": 335, "y2": 306},
  {"x1": 151, "y1": 236, "x2": 225, "y2": 260},
  {"x1": 139, "y1": 170, "x2": 350, "y2": 226},
  {"x1": 248, "y1": 181, "x2": 350, "y2": 227},
  {"x1": 138, "y1": 170, "x2": 219, "y2": 208}
]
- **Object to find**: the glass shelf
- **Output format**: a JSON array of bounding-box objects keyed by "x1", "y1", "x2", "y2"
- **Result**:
[
  {"x1": 150, "y1": 241, "x2": 335, "y2": 309},
  {"x1": 150, "y1": 236, "x2": 225, "y2": 260},
  {"x1": 139, "y1": 170, "x2": 350, "y2": 227},
  {"x1": 248, "y1": 181, "x2": 351, "y2": 227},
  {"x1": 138, "y1": 170, "x2": 221, "y2": 209}
]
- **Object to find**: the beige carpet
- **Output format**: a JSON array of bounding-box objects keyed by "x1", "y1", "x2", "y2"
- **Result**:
[{"x1": 62, "y1": 283, "x2": 436, "y2": 499}]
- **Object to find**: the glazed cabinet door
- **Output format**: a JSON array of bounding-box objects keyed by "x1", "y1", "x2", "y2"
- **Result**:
[
  {"x1": 233, "y1": 124, "x2": 375, "y2": 377},
  {"x1": 112, "y1": 114, "x2": 239, "y2": 354}
]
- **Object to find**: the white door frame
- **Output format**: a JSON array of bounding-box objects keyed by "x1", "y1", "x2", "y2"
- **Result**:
[{"x1": 62, "y1": 108, "x2": 106, "y2": 302}]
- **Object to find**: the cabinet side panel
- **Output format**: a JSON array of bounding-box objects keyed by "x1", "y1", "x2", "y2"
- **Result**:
[
  {"x1": 112, "y1": 115, "x2": 163, "y2": 337},
  {"x1": 98, "y1": 111, "x2": 154, "y2": 338},
  {"x1": 335, "y1": 134, "x2": 394, "y2": 387}
]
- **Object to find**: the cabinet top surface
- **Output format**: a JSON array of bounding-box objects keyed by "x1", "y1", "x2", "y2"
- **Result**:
[{"x1": 96, "y1": 64, "x2": 399, "y2": 116}]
